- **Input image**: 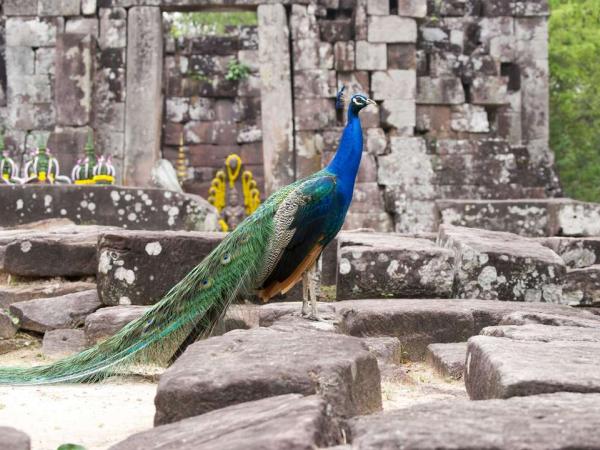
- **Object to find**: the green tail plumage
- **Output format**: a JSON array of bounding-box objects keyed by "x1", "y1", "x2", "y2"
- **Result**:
[{"x1": 0, "y1": 197, "x2": 282, "y2": 385}]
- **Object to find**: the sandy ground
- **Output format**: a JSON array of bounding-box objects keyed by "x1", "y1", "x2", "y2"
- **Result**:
[{"x1": 0, "y1": 346, "x2": 157, "y2": 450}]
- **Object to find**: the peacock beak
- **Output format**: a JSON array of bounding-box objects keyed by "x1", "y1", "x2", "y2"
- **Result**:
[{"x1": 366, "y1": 98, "x2": 377, "y2": 107}]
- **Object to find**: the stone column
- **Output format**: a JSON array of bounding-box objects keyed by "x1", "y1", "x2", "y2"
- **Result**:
[
  {"x1": 257, "y1": 4, "x2": 295, "y2": 195},
  {"x1": 124, "y1": 7, "x2": 163, "y2": 187}
]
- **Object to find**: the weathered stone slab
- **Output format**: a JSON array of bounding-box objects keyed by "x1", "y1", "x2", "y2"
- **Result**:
[
  {"x1": 124, "y1": 7, "x2": 163, "y2": 187},
  {"x1": 0, "y1": 427, "x2": 30, "y2": 450},
  {"x1": 465, "y1": 335, "x2": 600, "y2": 399},
  {"x1": 0, "y1": 310, "x2": 18, "y2": 339},
  {"x1": 0, "y1": 281, "x2": 95, "y2": 309},
  {"x1": 42, "y1": 328, "x2": 87, "y2": 357},
  {"x1": 2, "y1": 230, "x2": 100, "y2": 277},
  {"x1": 481, "y1": 323, "x2": 600, "y2": 342},
  {"x1": 368, "y1": 16, "x2": 417, "y2": 43},
  {"x1": 10, "y1": 290, "x2": 101, "y2": 333},
  {"x1": 563, "y1": 266, "x2": 600, "y2": 306},
  {"x1": 350, "y1": 393, "x2": 600, "y2": 449},
  {"x1": 371, "y1": 70, "x2": 416, "y2": 100},
  {"x1": 417, "y1": 77, "x2": 465, "y2": 105},
  {"x1": 439, "y1": 225, "x2": 566, "y2": 302},
  {"x1": 356, "y1": 41, "x2": 387, "y2": 71},
  {"x1": 336, "y1": 233, "x2": 454, "y2": 300},
  {"x1": 97, "y1": 231, "x2": 225, "y2": 306},
  {"x1": 154, "y1": 327, "x2": 381, "y2": 425},
  {"x1": 426, "y1": 342, "x2": 466, "y2": 379},
  {"x1": 84, "y1": 305, "x2": 148, "y2": 343},
  {"x1": 336, "y1": 298, "x2": 595, "y2": 359},
  {"x1": 258, "y1": 4, "x2": 294, "y2": 194},
  {"x1": 540, "y1": 237, "x2": 600, "y2": 268},
  {"x1": 552, "y1": 200, "x2": 600, "y2": 237},
  {"x1": 111, "y1": 395, "x2": 342, "y2": 450},
  {"x1": 6, "y1": 17, "x2": 59, "y2": 47},
  {"x1": 500, "y1": 310, "x2": 600, "y2": 328},
  {"x1": 0, "y1": 185, "x2": 218, "y2": 231}
]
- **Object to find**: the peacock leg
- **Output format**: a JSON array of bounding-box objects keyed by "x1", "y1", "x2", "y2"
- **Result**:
[
  {"x1": 301, "y1": 271, "x2": 310, "y2": 316},
  {"x1": 304, "y1": 260, "x2": 322, "y2": 320}
]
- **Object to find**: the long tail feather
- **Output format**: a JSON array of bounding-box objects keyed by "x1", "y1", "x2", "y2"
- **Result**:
[{"x1": 0, "y1": 215, "x2": 274, "y2": 385}]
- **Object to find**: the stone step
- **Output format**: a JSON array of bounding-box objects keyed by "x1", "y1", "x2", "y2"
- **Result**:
[
  {"x1": 154, "y1": 327, "x2": 381, "y2": 425},
  {"x1": 1, "y1": 226, "x2": 113, "y2": 277},
  {"x1": 0, "y1": 185, "x2": 218, "y2": 232},
  {"x1": 334, "y1": 298, "x2": 600, "y2": 359},
  {"x1": 110, "y1": 395, "x2": 342, "y2": 450},
  {"x1": 9, "y1": 289, "x2": 101, "y2": 333},
  {"x1": 562, "y1": 265, "x2": 600, "y2": 306},
  {"x1": 336, "y1": 232, "x2": 454, "y2": 300},
  {"x1": 84, "y1": 305, "x2": 150, "y2": 344},
  {"x1": 349, "y1": 393, "x2": 600, "y2": 449},
  {"x1": 481, "y1": 323, "x2": 600, "y2": 342},
  {"x1": 437, "y1": 198, "x2": 600, "y2": 237},
  {"x1": 465, "y1": 334, "x2": 600, "y2": 400},
  {"x1": 439, "y1": 224, "x2": 566, "y2": 302},
  {"x1": 0, "y1": 280, "x2": 96, "y2": 309},
  {"x1": 425, "y1": 342, "x2": 467, "y2": 379}
]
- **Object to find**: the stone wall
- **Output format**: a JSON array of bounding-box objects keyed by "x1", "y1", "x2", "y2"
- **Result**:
[
  {"x1": 161, "y1": 24, "x2": 264, "y2": 196},
  {"x1": 0, "y1": 0, "x2": 559, "y2": 233}
]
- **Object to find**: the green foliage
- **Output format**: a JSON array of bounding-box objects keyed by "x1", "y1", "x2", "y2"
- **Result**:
[
  {"x1": 57, "y1": 445, "x2": 86, "y2": 450},
  {"x1": 549, "y1": 0, "x2": 600, "y2": 201},
  {"x1": 225, "y1": 59, "x2": 251, "y2": 81},
  {"x1": 189, "y1": 70, "x2": 209, "y2": 82},
  {"x1": 168, "y1": 11, "x2": 257, "y2": 38}
]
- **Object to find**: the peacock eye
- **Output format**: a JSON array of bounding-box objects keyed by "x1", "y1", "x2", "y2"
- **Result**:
[
  {"x1": 220, "y1": 253, "x2": 231, "y2": 265},
  {"x1": 201, "y1": 278, "x2": 213, "y2": 288}
]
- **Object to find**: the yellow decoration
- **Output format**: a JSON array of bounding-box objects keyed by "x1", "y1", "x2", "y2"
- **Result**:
[
  {"x1": 225, "y1": 154, "x2": 242, "y2": 188},
  {"x1": 176, "y1": 133, "x2": 187, "y2": 185},
  {"x1": 75, "y1": 179, "x2": 95, "y2": 185},
  {"x1": 38, "y1": 171, "x2": 47, "y2": 182},
  {"x1": 93, "y1": 174, "x2": 115, "y2": 183},
  {"x1": 208, "y1": 170, "x2": 227, "y2": 212}
]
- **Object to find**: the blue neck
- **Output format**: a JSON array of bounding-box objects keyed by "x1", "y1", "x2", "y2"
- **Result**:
[{"x1": 326, "y1": 108, "x2": 363, "y2": 201}]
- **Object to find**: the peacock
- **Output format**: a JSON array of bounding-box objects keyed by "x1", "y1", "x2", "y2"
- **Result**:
[{"x1": 0, "y1": 89, "x2": 376, "y2": 385}]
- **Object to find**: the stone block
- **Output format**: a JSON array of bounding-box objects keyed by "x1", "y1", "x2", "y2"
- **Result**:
[
  {"x1": 416, "y1": 105, "x2": 453, "y2": 135},
  {"x1": 293, "y1": 70, "x2": 337, "y2": 98},
  {"x1": 55, "y1": 34, "x2": 94, "y2": 126},
  {"x1": 0, "y1": 311, "x2": 18, "y2": 339},
  {"x1": 367, "y1": 0, "x2": 389, "y2": 15},
  {"x1": 295, "y1": 98, "x2": 336, "y2": 131},
  {"x1": 35, "y1": 48, "x2": 56, "y2": 75},
  {"x1": 499, "y1": 310, "x2": 600, "y2": 328},
  {"x1": 154, "y1": 327, "x2": 381, "y2": 425},
  {"x1": 481, "y1": 323, "x2": 600, "y2": 342},
  {"x1": 124, "y1": 7, "x2": 163, "y2": 187},
  {"x1": 111, "y1": 395, "x2": 343, "y2": 450},
  {"x1": 165, "y1": 97, "x2": 189, "y2": 123},
  {"x1": 350, "y1": 393, "x2": 600, "y2": 449},
  {"x1": 336, "y1": 298, "x2": 595, "y2": 359},
  {"x1": 380, "y1": 99, "x2": 416, "y2": 132},
  {"x1": 355, "y1": 41, "x2": 387, "y2": 71},
  {"x1": 38, "y1": 0, "x2": 81, "y2": 16},
  {"x1": 470, "y1": 76, "x2": 509, "y2": 105},
  {"x1": 3, "y1": 229, "x2": 101, "y2": 277},
  {"x1": 10, "y1": 290, "x2": 101, "y2": 333},
  {"x1": 318, "y1": 42, "x2": 334, "y2": 69},
  {"x1": 465, "y1": 335, "x2": 600, "y2": 399},
  {"x1": 562, "y1": 266, "x2": 600, "y2": 306},
  {"x1": 65, "y1": 18, "x2": 99, "y2": 37},
  {"x1": 397, "y1": 0, "x2": 428, "y2": 17},
  {"x1": 365, "y1": 128, "x2": 387, "y2": 155},
  {"x1": 319, "y1": 19, "x2": 353, "y2": 42},
  {"x1": 438, "y1": 0, "x2": 467, "y2": 16},
  {"x1": 416, "y1": 77, "x2": 465, "y2": 105},
  {"x1": 82, "y1": 0, "x2": 97, "y2": 15},
  {"x1": 0, "y1": 427, "x2": 30, "y2": 450},
  {"x1": 368, "y1": 16, "x2": 417, "y2": 43},
  {"x1": 387, "y1": 44, "x2": 416, "y2": 70},
  {"x1": 439, "y1": 225, "x2": 566, "y2": 302},
  {"x1": 3, "y1": 0, "x2": 38, "y2": 15},
  {"x1": 354, "y1": 0, "x2": 369, "y2": 40},
  {"x1": 258, "y1": 4, "x2": 295, "y2": 194},
  {"x1": 42, "y1": 328, "x2": 87, "y2": 357},
  {"x1": 8, "y1": 74, "x2": 53, "y2": 104},
  {"x1": 425, "y1": 342, "x2": 467, "y2": 379},
  {"x1": 552, "y1": 200, "x2": 600, "y2": 237},
  {"x1": 189, "y1": 97, "x2": 216, "y2": 121},
  {"x1": 371, "y1": 70, "x2": 416, "y2": 100},
  {"x1": 99, "y1": 7, "x2": 127, "y2": 49},
  {"x1": 97, "y1": 230, "x2": 225, "y2": 306},
  {"x1": 0, "y1": 185, "x2": 218, "y2": 232},
  {"x1": 333, "y1": 41, "x2": 355, "y2": 71},
  {"x1": 450, "y1": 104, "x2": 489, "y2": 133},
  {"x1": 378, "y1": 137, "x2": 433, "y2": 190},
  {"x1": 342, "y1": 212, "x2": 395, "y2": 232},
  {"x1": 0, "y1": 281, "x2": 96, "y2": 310},
  {"x1": 6, "y1": 18, "x2": 60, "y2": 47},
  {"x1": 85, "y1": 305, "x2": 148, "y2": 343},
  {"x1": 337, "y1": 233, "x2": 454, "y2": 300},
  {"x1": 5, "y1": 47, "x2": 35, "y2": 79},
  {"x1": 337, "y1": 71, "x2": 369, "y2": 98},
  {"x1": 437, "y1": 199, "x2": 553, "y2": 237},
  {"x1": 540, "y1": 237, "x2": 600, "y2": 268}
]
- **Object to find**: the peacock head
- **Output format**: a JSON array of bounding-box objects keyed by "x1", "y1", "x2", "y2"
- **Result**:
[{"x1": 349, "y1": 94, "x2": 376, "y2": 115}]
